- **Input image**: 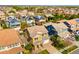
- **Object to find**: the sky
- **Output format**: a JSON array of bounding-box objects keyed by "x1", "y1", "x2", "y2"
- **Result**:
[{"x1": 0, "y1": 0, "x2": 79, "y2": 5}]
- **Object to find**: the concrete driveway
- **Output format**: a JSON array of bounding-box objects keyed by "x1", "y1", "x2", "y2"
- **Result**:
[
  {"x1": 43, "y1": 42, "x2": 61, "y2": 54},
  {"x1": 32, "y1": 40, "x2": 61, "y2": 54}
]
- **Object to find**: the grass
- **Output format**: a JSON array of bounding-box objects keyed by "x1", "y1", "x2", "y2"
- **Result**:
[
  {"x1": 25, "y1": 43, "x2": 34, "y2": 51},
  {"x1": 38, "y1": 50, "x2": 49, "y2": 54},
  {"x1": 75, "y1": 35, "x2": 79, "y2": 41},
  {"x1": 52, "y1": 39, "x2": 72, "y2": 50},
  {"x1": 23, "y1": 49, "x2": 31, "y2": 54},
  {"x1": 62, "y1": 45, "x2": 78, "y2": 54}
]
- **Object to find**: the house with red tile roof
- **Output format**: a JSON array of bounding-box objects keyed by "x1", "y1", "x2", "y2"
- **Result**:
[
  {"x1": 57, "y1": 19, "x2": 79, "y2": 31},
  {"x1": 0, "y1": 29, "x2": 24, "y2": 54}
]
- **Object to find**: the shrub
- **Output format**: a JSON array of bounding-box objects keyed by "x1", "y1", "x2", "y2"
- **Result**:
[
  {"x1": 38, "y1": 50, "x2": 49, "y2": 54},
  {"x1": 62, "y1": 45, "x2": 78, "y2": 54}
]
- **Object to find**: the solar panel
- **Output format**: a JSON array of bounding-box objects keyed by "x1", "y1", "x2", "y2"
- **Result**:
[
  {"x1": 34, "y1": 16, "x2": 44, "y2": 20},
  {"x1": 76, "y1": 19, "x2": 79, "y2": 22},
  {"x1": 45, "y1": 25, "x2": 58, "y2": 35},
  {"x1": 63, "y1": 22, "x2": 71, "y2": 27}
]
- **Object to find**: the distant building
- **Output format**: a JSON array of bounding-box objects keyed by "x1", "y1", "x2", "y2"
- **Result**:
[
  {"x1": 0, "y1": 10, "x2": 6, "y2": 20},
  {"x1": 21, "y1": 16, "x2": 35, "y2": 26},
  {"x1": 45, "y1": 14, "x2": 54, "y2": 22},
  {"x1": 6, "y1": 16, "x2": 20, "y2": 28},
  {"x1": 0, "y1": 29, "x2": 24, "y2": 54},
  {"x1": 34, "y1": 15, "x2": 46, "y2": 25},
  {"x1": 17, "y1": 10, "x2": 28, "y2": 17}
]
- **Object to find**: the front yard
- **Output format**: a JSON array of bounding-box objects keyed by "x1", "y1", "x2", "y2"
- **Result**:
[
  {"x1": 23, "y1": 49, "x2": 31, "y2": 54},
  {"x1": 22, "y1": 43, "x2": 34, "y2": 54},
  {"x1": 62, "y1": 45, "x2": 78, "y2": 54},
  {"x1": 38, "y1": 49, "x2": 49, "y2": 54},
  {"x1": 75, "y1": 35, "x2": 79, "y2": 41},
  {"x1": 50, "y1": 35, "x2": 72, "y2": 50}
]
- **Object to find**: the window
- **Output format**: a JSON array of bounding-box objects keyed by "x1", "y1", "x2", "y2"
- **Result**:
[
  {"x1": 42, "y1": 34, "x2": 44, "y2": 36},
  {"x1": 77, "y1": 24, "x2": 79, "y2": 27},
  {"x1": 35, "y1": 38, "x2": 38, "y2": 40},
  {"x1": 71, "y1": 25, "x2": 75, "y2": 28},
  {"x1": 0, "y1": 46, "x2": 4, "y2": 50},
  {"x1": 15, "y1": 43, "x2": 19, "y2": 46},
  {"x1": 7, "y1": 43, "x2": 19, "y2": 48}
]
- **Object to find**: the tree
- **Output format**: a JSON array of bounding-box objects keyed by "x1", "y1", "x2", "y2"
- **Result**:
[
  {"x1": 0, "y1": 20, "x2": 8, "y2": 29},
  {"x1": 25, "y1": 43, "x2": 34, "y2": 52},
  {"x1": 12, "y1": 6, "x2": 26, "y2": 11},
  {"x1": 75, "y1": 35, "x2": 79, "y2": 41},
  {"x1": 50, "y1": 35, "x2": 59, "y2": 46},
  {"x1": 21, "y1": 21, "x2": 28, "y2": 30},
  {"x1": 50, "y1": 35, "x2": 65, "y2": 49}
]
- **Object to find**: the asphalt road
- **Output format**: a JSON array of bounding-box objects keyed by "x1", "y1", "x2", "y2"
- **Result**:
[{"x1": 71, "y1": 49, "x2": 79, "y2": 54}]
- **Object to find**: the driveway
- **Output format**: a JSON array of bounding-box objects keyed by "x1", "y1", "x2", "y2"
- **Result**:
[
  {"x1": 43, "y1": 42, "x2": 61, "y2": 54},
  {"x1": 32, "y1": 40, "x2": 61, "y2": 54}
]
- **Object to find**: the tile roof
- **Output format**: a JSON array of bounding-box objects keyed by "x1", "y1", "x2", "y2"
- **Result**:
[
  {"x1": 27, "y1": 26, "x2": 48, "y2": 37},
  {"x1": 0, "y1": 47, "x2": 24, "y2": 54},
  {"x1": 66, "y1": 20, "x2": 78, "y2": 25},
  {"x1": 0, "y1": 29, "x2": 22, "y2": 46},
  {"x1": 0, "y1": 10, "x2": 5, "y2": 16},
  {"x1": 52, "y1": 23, "x2": 68, "y2": 30},
  {"x1": 74, "y1": 28, "x2": 79, "y2": 30},
  {"x1": 57, "y1": 19, "x2": 78, "y2": 25}
]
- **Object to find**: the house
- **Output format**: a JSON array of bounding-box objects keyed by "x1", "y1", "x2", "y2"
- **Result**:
[
  {"x1": 57, "y1": 19, "x2": 78, "y2": 31},
  {"x1": 0, "y1": 29, "x2": 24, "y2": 54},
  {"x1": 44, "y1": 22, "x2": 71, "y2": 39},
  {"x1": 73, "y1": 18, "x2": 79, "y2": 35},
  {"x1": 16, "y1": 10, "x2": 28, "y2": 17},
  {"x1": 34, "y1": 15, "x2": 46, "y2": 25},
  {"x1": 5, "y1": 7, "x2": 16, "y2": 16},
  {"x1": 6, "y1": 16, "x2": 20, "y2": 28},
  {"x1": 44, "y1": 22, "x2": 58, "y2": 36},
  {"x1": 0, "y1": 10, "x2": 6, "y2": 20},
  {"x1": 21, "y1": 16, "x2": 35, "y2": 26},
  {"x1": 25, "y1": 26, "x2": 49, "y2": 48},
  {"x1": 45, "y1": 14, "x2": 54, "y2": 21},
  {"x1": 74, "y1": 18, "x2": 79, "y2": 28},
  {"x1": 66, "y1": 19, "x2": 78, "y2": 31},
  {"x1": 27, "y1": 11, "x2": 35, "y2": 16},
  {"x1": 51, "y1": 23, "x2": 71, "y2": 39}
]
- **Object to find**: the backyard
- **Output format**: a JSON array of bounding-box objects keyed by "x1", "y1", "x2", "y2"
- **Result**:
[
  {"x1": 62, "y1": 45, "x2": 78, "y2": 54},
  {"x1": 50, "y1": 35, "x2": 72, "y2": 50}
]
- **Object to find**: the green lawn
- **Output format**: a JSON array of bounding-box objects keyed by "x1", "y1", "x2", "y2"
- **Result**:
[
  {"x1": 62, "y1": 45, "x2": 78, "y2": 54},
  {"x1": 75, "y1": 35, "x2": 79, "y2": 41},
  {"x1": 38, "y1": 50, "x2": 49, "y2": 54},
  {"x1": 52, "y1": 39, "x2": 71, "y2": 50},
  {"x1": 50, "y1": 35, "x2": 72, "y2": 50},
  {"x1": 23, "y1": 49, "x2": 31, "y2": 54}
]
